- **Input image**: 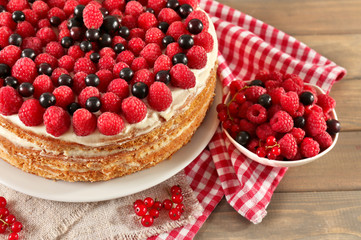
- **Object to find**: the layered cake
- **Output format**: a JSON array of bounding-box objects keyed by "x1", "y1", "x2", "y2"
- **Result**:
[{"x1": 0, "y1": 0, "x2": 218, "y2": 181}]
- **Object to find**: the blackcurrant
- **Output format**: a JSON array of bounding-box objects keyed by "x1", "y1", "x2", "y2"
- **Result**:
[
  {"x1": 294, "y1": 116, "x2": 305, "y2": 128},
  {"x1": 99, "y1": 33, "x2": 112, "y2": 48},
  {"x1": 67, "y1": 102, "x2": 81, "y2": 116},
  {"x1": 0, "y1": 64, "x2": 11, "y2": 78},
  {"x1": 21, "y1": 49, "x2": 36, "y2": 60},
  {"x1": 172, "y1": 53, "x2": 188, "y2": 65},
  {"x1": 178, "y1": 34, "x2": 194, "y2": 49},
  {"x1": 50, "y1": 16, "x2": 61, "y2": 26},
  {"x1": 4, "y1": 76, "x2": 18, "y2": 88},
  {"x1": 300, "y1": 91, "x2": 315, "y2": 106},
  {"x1": 85, "y1": 97, "x2": 101, "y2": 112},
  {"x1": 0, "y1": 6, "x2": 5, "y2": 13},
  {"x1": 155, "y1": 70, "x2": 171, "y2": 85},
  {"x1": 249, "y1": 79, "x2": 265, "y2": 87},
  {"x1": 145, "y1": 8, "x2": 155, "y2": 14},
  {"x1": 101, "y1": 15, "x2": 119, "y2": 34},
  {"x1": 162, "y1": 35, "x2": 175, "y2": 48},
  {"x1": 166, "y1": 0, "x2": 180, "y2": 10},
  {"x1": 58, "y1": 74, "x2": 73, "y2": 87},
  {"x1": 114, "y1": 43, "x2": 125, "y2": 54},
  {"x1": 90, "y1": 52, "x2": 100, "y2": 63},
  {"x1": 132, "y1": 82, "x2": 149, "y2": 99},
  {"x1": 67, "y1": 17, "x2": 82, "y2": 29},
  {"x1": 178, "y1": 4, "x2": 193, "y2": 18},
  {"x1": 85, "y1": 29, "x2": 100, "y2": 42},
  {"x1": 18, "y1": 82, "x2": 34, "y2": 97},
  {"x1": 258, "y1": 94, "x2": 272, "y2": 108},
  {"x1": 38, "y1": 63, "x2": 53, "y2": 76},
  {"x1": 119, "y1": 26, "x2": 130, "y2": 39},
  {"x1": 235, "y1": 131, "x2": 250, "y2": 146},
  {"x1": 158, "y1": 22, "x2": 169, "y2": 34},
  {"x1": 99, "y1": 7, "x2": 109, "y2": 17},
  {"x1": 39, "y1": 92, "x2": 56, "y2": 108},
  {"x1": 80, "y1": 41, "x2": 92, "y2": 52},
  {"x1": 119, "y1": 68, "x2": 134, "y2": 82},
  {"x1": 8, "y1": 33, "x2": 22, "y2": 46},
  {"x1": 12, "y1": 11, "x2": 25, "y2": 22},
  {"x1": 70, "y1": 27, "x2": 83, "y2": 41},
  {"x1": 326, "y1": 119, "x2": 341, "y2": 135},
  {"x1": 187, "y1": 19, "x2": 203, "y2": 34},
  {"x1": 74, "y1": 5, "x2": 85, "y2": 19},
  {"x1": 85, "y1": 74, "x2": 100, "y2": 87},
  {"x1": 61, "y1": 36, "x2": 74, "y2": 48}
]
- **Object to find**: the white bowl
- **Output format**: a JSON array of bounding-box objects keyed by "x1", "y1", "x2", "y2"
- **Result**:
[{"x1": 223, "y1": 83, "x2": 339, "y2": 167}]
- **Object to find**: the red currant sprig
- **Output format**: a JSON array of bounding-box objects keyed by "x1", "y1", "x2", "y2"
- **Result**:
[
  {"x1": 0, "y1": 196, "x2": 23, "y2": 240},
  {"x1": 256, "y1": 136, "x2": 282, "y2": 159}
]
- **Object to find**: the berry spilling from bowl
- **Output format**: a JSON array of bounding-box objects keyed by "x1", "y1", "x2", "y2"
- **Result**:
[{"x1": 216, "y1": 71, "x2": 341, "y2": 167}]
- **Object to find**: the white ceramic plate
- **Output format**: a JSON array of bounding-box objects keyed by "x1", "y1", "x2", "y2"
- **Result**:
[
  {"x1": 0, "y1": 80, "x2": 221, "y2": 202},
  {"x1": 223, "y1": 83, "x2": 339, "y2": 167}
]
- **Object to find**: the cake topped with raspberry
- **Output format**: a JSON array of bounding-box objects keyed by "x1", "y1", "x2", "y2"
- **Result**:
[{"x1": 0, "y1": 0, "x2": 218, "y2": 181}]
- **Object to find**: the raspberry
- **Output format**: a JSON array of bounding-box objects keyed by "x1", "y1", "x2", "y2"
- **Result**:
[
  {"x1": 237, "y1": 101, "x2": 252, "y2": 119},
  {"x1": 97, "y1": 112, "x2": 124, "y2": 136},
  {"x1": 110, "y1": 9, "x2": 123, "y2": 18},
  {"x1": 139, "y1": 43, "x2": 162, "y2": 67},
  {"x1": 121, "y1": 96, "x2": 147, "y2": 123},
  {"x1": 38, "y1": 19, "x2": 51, "y2": 29},
  {"x1": 0, "y1": 26, "x2": 12, "y2": 48},
  {"x1": 100, "y1": 92, "x2": 122, "y2": 113},
  {"x1": 147, "y1": 0, "x2": 166, "y2": 14},
  {"x1": 185, "y1": 10, "x2": 209, "y2": 33},
  {"x1": 12, "y1": 57, "x2": 37, "y2": 83},
  {"x1": 0, "y1": 45, "x2": 21, "y2": 67},
  {"x1": 131, "y1": 69, "x2": 155, "y2": 87},
  {"x1": 112, "y1": 36, "x2": 128, "y2": 48},
  {"x1": 165, "y1": 42, "x2": 183, "y2": 59},
  {"x1": 112, "y1": 62, "x2": 129, "y2": 79},
  {"x1": 170, "y1": 64, "x2": 196, "y2": 89},
  {"x1": 128, "y1": 37, "x2": 146, "y2": 56},
  {"x1": 47, "y1": 7, "x2": 66, "y2": 21},
  {"x1": 116, "y1": 50, "x2": 135, "y2": 66},
  {"x1": 282, "y1": 74, "x2": 303, "y2": 94},
  {"x1": 45, "y1": 42, "x2": 64, "y2": 59},
  {"x1": 130, "y1": 28, "x2": 145, "y2": 40},
  {"x1": 51, "y1": 67, "x2": 68, "y2": 86},
  {"x1": 166, "y1": 21, "x2": 188, "y2": 41},
  {"x1": 121, "y1": 14, "x2": 138, "y2": 29},
  {"x1": 247, "y1": 138, "x2": 259, "y2": 153},
  {"x1": 103, "y1": 0, "x2": 125, "y2": 12},
  {"x1": 7, "y1": 0, "x2": 29, "y2": 12},
  {"x1": 74, "y1": 57, "x2": 96, "y2": 74},
  {"x1": 0, "y1": 86, "x2": 23, "y2": 115},
  {"x1": 131, "y1": 57, "x2": 149, "y2": 72},
  {"x1": 290, "y1": 103, "x2": 305, "y2": 118},
  {"x1": 78, "y1": 86, "x2": 100, "y2": 107},
  {"x1": 21, "y1": 37, "x2": 42, "y2": 54},
  {"x1": 246, "y1": 104, "x2": 267, "y2": 124},
  {"x1": 153, "y1": 55, "x2": 172, "y2": 74},
  {"x1": 300, "y1": 137, "x2": 320, "y2": 158},
  {"x1": 238, "y1": 119, "x2": 256, "y2": 138},
  {"x1": 63, "y1": 0, "x2": 79, "y2": 16},
  {"x1": 36, "y1": 27, "x2": 57, "y2": 45},
  {"x1": 314, "y1": 131, "x2": 333, "y2": 150},
  {"x1": 158, "y1": 8, "x2": 181, "y2": 25},
  {"x1": 317, "y1": 94, "x2": 336, "y2": 114},
  {"x1": 229, "y1": 80, "x2": 246, "y2": 95},
  {"x1": 148, "y1": 82, "x2": 172, "y2": 111},
  {"x1": 52, "y1": 86, "x2": 75, "y2": 109},
  {"x1": 269, "y1": 71, "x2": 283, "y2": 82},
  {"x1": 125, "y1": 1, "x2": 144, "y2": 17},
  {"x1": 16, "y1": 21, "x2": 35, "y2": 38},
  {"x1": 290, "y1": 127, "x2": 305, "y2": 144},
  {"x1": 0, "y1": 12, "x2": 17, "y2": 30},
  {"x1": 265, "y1": 80, "x2": 281, "y2": 89},
  {"x1": 68, "y1": 45, "x2": 85, "y2": 60},
  {"x1": 72, "y1": 108, "x2": 97, "y2": 136},
  {"x1": 270, "y1": 110, "x2": 294, "y2": 133},
  {"x1": 305, "y1": 112, "x2": 327, "y2": 137},
  {"x1": 99, "y1": 47, "x2": 116, "y2": 59},
  {"x1": 186, "y1": 45, "x2": 207, "y2": 69},
  {"x1": 278, "y1": 133, "x2": 298, "y2": 159},
  {"x1": 267, "y1": 104, "x2": 282, "y2": 120},
  {"x1": 32, "y1": 0, "x2": 49, "y2": 19},
  {"x1": 256, "y1": 123, "x2": 276, "y2": 141},
  {"x1": 98, "y1": 55, "x2": 116, "y2": 71},
  {"x1": 43, "y1": 106, "x2": 71, "y2": 137},
  {"x1": 178, "y1": 0, "x2": 198, "y2": 9},
  {"x1": 145, "y1": 28, "x2": 165, "y2": 46},
  {"x1": 73, "y1": 71, "x2": 87, "y2": 94},
  {"x1": 268, "y1": 87, "x2": 285, "y2": 105},
  {"x1": 280, "y1": 91, "x2": 299, "y2": 115},
  {"x1": 33, "y1": 75, "x2": 54, "y2": 98},
  {"x1": 35, "y1": 53, "x2": 58, "y2": 69},
  {"x1": 107, "y1": 78, "x2": 129, "y2": 100},
  {"x1": 58, "y1": 28, "x2": 70, "y2": 41},
  {"x1": 137, "y1": 12, "x2": 158, "y2": 31},
  {"x1": 244, "y1": 86, "x2": 267, "y2": 102},
  {"x1": 18, "y1": 99, "x2": 45, "y2": 126},
  {"x1": 47, "y1": 0, "x2": 66, "y2": 9},
  {"x1": 255, "y1": 70, "x2": 270, "y2": 82},
  {"x1": 58, "y1": 55, "x2": 75, "y2": 72},
  {"x1": 83, "y1": 4, "x2": 103, "y2": 29},
  {"x1": 193, "y1": 32, "x2": 214, "y2": 53}
]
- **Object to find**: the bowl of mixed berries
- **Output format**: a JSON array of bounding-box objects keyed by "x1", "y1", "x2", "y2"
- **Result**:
[{"x1": 216, "y1": 71, "x2": 341, "y2": 167}]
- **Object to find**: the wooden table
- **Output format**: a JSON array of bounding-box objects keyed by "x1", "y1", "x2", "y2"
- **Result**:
[{"x1": 195, "y1": 0, "x2": 361, "y2": 239}]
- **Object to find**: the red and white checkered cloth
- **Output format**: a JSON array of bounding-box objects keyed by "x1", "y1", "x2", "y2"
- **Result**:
[{"x1": 151, "y1": 0, "x2": 346, "y2": 239}]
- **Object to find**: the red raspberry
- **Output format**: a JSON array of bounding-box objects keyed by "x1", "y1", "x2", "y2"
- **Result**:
[
  {"x1": 193, "y1": 32, "x2": 214, "y2": 53},
  {"x1": 35, "y1": 53, "x2": 58, "y2": 69},
  {"x1": 244, "y1": 86, "x2": 267, "y2": 102},
  {"x1": 317, "y1": 94, "x2": 336, "y2": 114},
  {"x1": 170, "y1": 64, "x2": 196, "y2": 89},
  {"x1": 110, "y1": 9, "x2": 123, "y2": 18},
  {"x1": 78, "y1": 86, "x2": 100, "y2": 107},
  {"x1": 121, "y1": 14, "x2": 137, "y2": 29},
  {"x1": 148, "y1": 82, "x2": 172, "y2": 111},
  {"x1": 98, "y1": 56, "x2": 116, "y2": 71},
  {"x1": 121, "y1": 96, "x2": 147, "y2": 123},
  {"x1": 58, "y1": 19, "x2": 68, "y2": 30},
  {"x1": 140, "y1": 43, "x2": 162, "y2": 67},
  {"x1": 103, "y1": 0, "x2": 125, "y2": 12},
  {"x1": 158, "y1": 8, "x2": 181, "y2": 24},
  {"x1": 107, "y1": 78, "x2": 129, "y2": 100},
  {"x1": 129, "y1": 28, "x2": 145, "y2": 40},
  {"x1": 246, "y1": 104, "x2": 267, "y2": 124},
  {"x1": 7, "y1": 0, "x2": 29, "y2": 12},
  {"x1": 43, "y1": 106, "x2": 71, "y2": 137},
  {"x1": 112, "y1": 36, "x2": 128, "y2": 48},
  {"x1": 229, "y1": 80, "x2": 246, "y2": 95},
  {"x1": 58, "y1": 55, "x2": 75, "y2": 72},
  {"x1": 68, "y1": 45, "x2": 84, "y2": 60},
  {"x1": 280, "y1": 91, "x2": 299, "y2": 115},
  {"x1": 131, "y1": 69, "x2": 155, "y2": 87},
  {"x1": 16, "y1": 21, "x2": 35, "y2": 38},
  {"x1": 270, "y1": 110, "x2": 294, "y2": 133},
  {"x1": 147, "y1": 0, "x2": 166, "y2": 15},
  {"x1": 51, "y1": 67, "x2": 69, "y2": 86},
  {"x1": 125, "y1": 1, "x2": 144, "y2": 17},
  {"x1": 153, "y1": 55, "x2": 172, "y2": 74},
  {"x1": 305, "y1": 112, "x2": 327, "y2": 137},
  {"x1": 52, "y1": 86, "x2": 75, "y2": 109},
  {"x1": 38, "y1": 19, "x2": 51, "y2": 29},
  {"x1": 74, "y1": 57, "x2": 96, "y2": 74},
  {"x1": 113, "y1": 62, "x2": 129, "y2": 79},
  {"x1": 32, "y1": 0, "x2": 49, "y2": 19},
  {"x1": 137, "y1": 12, "x2": 158, "y2": 31},
  {"x1": 178, "y1": 0, "x2": 198, "y2": 9},
  {"x1": 22, "y1": 9, "x2": 38, "y2": 27},
  {"x1": 93, "y1": 70, "x2": 112, "y2": 93},
  {"x1": 269, "y1": 71, "x2": 283, "y2": 82},
  {"x1": 36, "y1": 27, "x2": 57, "y2": 45},
  {"x1": 47, "y1": 7, "x2": 66, "y2": 21},
  {"x1": 167, "y1": 21, "x2": 188, "y2": 41},
  {"x1": 116, "y1": 50, "x2": 135, "y2": 66},
  {"x1": 300, "y1": 137, "x2": 320, "y2": 158},
  {"x1": 83, "y1": 4, "x2": 103, "y2": 29},
  {"x1": 100, "y1": 92, "x2": 122, "y2": 113},
  {"x1": 78, "y1": 0, "x2": 92, "y2": 5},
  {"x1": 165, "y1": 42, "x2": 183, "y2": 59},
  {"x1": 290, "y1": 127, "x2": 305, "y2": 144},
  {"x1": 290, "y1": 103, "x2": 305, "y2": 118},
  {"x1": 265, "y1": 80, "x2": 281, "y2": 90},
  {"x1": 21, "y1": 37, "x2": 42, "y2": 54},
  {"x1": 0, "y1": 45, "x2": 21, "y2": 67},
  {"x1": 18, "y1": 99, "x2": 45, "y2": 126},
  {"x1": 238, "y1": 119, "x2": 256, "y2": 138},
  {"x1": 47, "y1": 0, "x2": 66, "y2": 9},
  {"x1": 63, "y1": 0, "x2": 78, "y2": 17},
  {"x1": 45, "y1": 41, "x2": 65, "y2": 59},
  {"x1": 58, "y1": 28, "x2": 70, "y2": 41},
  {"x1": 314, "y1": 131, "x2": 333, "y2": 150},
  {"x1": 99, "y1": 47, "x2": 116, "y2": 59},
  {"x1": 278, "y1": 133, "x2": 298, "y2": 159},
  {"x1": 97, "y1": 112, "x2": 124, "y2": 136},
  {"x1": 282, "y1": 74, "x2": 303, "y2": 94},
  {"x1": 268, "y1": 87, "x2": 285, "y2": 105},
  {"x1": 237, "y1": 101, "x2": 252, "y2": 119},
  {"x1": 0, "y1": 12, "x2": 17, "y2": 30},
  {"x1": 0, "y1": 86, "x2": 23, "y2": 115},
  {"x1": 33, "y1": 75, "x2": 54, "y2": 98},
  {"x1": 12, "y1": 57, "x2": 37, "y2": 83},
  {"x1": 0, "y1": 26, "x2": 12, "y2": 48},
  {"x1": 256, "y1": 123, "x2": 276, "y2": 141},
  {"x1": 131, "y1": 57, "x2": 149, "y2": 72},
  {"x1": 185, "y1": 10, "x2": 209, "y2": 33},
  {"x1": 128, "y1": 37, "x2": 146, "y2": 56},
  {"x1": 73, "y1": 71, "x2": 87, "y2": 94},
  {"x1": 186, "y1": 45, "x2": 207, "y2": 69},
  {"x1": 145, "y1": 27, "x2": 165, "y2": 46},
  {"x1": 247, "y1": 138, "x2": 259, "y2": 153},
  {"x1": 255, "y1": 70, "x2": 270, "y2": 82},
  {"x1": 72, "y1": 108, "x2": 97, "y2": 136}
]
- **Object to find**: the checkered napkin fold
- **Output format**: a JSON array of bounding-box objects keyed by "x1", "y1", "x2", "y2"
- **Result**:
[{"x1": 151, "y1": 0, "x2": 346, "y2": 239}]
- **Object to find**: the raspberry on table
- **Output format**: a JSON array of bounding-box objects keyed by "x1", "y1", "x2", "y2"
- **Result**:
[
  {"x1": 131, "y1": 69, "x2": 155, "y2": 87},
  {"x1": 78, "y1": 86, "x2": 100, "y2": 107},
  {"x1": 138, "y1": 12, "x2": 158, "y2": 31},
  {"x1": 128, "y1": 37, "x2": 146, "y2": 56},
  {"x1": 21, "y1": 37, "x2": 43, "y2": 54},
  {"x1": 290, "y1": 127, "x2": 305, "y2": 144},
  {"x1": 45, "y1": 41, "x2": 65, "y2": 59},
  {"x1": 131, "y1": 57, "x2": 149, "y2": 72},
  {"x1": 63, "y1": 0, "x2": 79, "y2": 17},
  {"x1": 121, "y1": 96, "x2": 147, "y2": 123},
  {"x1": 58, "y1": 55, "x2": 75, "y2": 72},
  {"x1": 7, "y1": 0, "x2": 29, "y2": 13},
  {"x1": 125, "y1": 0, "x2": 144, "y2": 17},
  {"x1": 148, "y1": 82, "x2": 172, "y2": 111},
  {"x1": 145, "y1": 28, "x2": 165, "y2": 46},
  {"x1": 112, "y1": 36, "x2": 128, "y2": 48},
  {"x1": 47, "y1": 7, "x2": 66, "y2": 22},
  {"x1": 0, "y1": 12, "x2": 17, "y2": 30},
  {"x1": 170, "y1": 63, "x2": 196, "y2": 89},
  {"x1": 193, "y1": 32, "x2": 214, "y2": 53},
  {"x1": 0, "y1": 26, "x2": 13, "y2": 49},
  {"x1": 278, "y1": 133, "x2": 298, "y2": 159},
  {"x1": 186, "y1": 45, "x2": 207, "y2": 69},
  {"x1": 112, "y1": 62, "x2": 129, "y2": 79},
  {"x1": 32, "y1": 0, "x2": 49, "y2": 19},
  {"x1": 238, "y1": 119, "x2": 257, "y2": 138},
  {"x1": 18, "y1": 99, "x2": 45, "y2": 126},
  {"x1": 52, "y1": 86, "x2": 75, "y2": 109},
  {"x1": 305, "y1": 112, "x2": 327, "y2": 137},
  {"x1": 130, "y1": 28, "x2": 146, "y2": 40},
  {"x1": 282, "y1": 74, "x2": 303, "y2": 94},
  {"x1": 116, "y1": 50, "x2": 135, "y2": 66},
  {"x1": 74, "y1": 57, "x2": 96, "y2": 74},
  {"x1": 314, "y1": 131, "x2": 333, "y2": 150},
  {"x1": 12, "y1": 57, "x2": 37, "y2": 83},
  {"x1": 43, "y1": 106, "x2": 71, "y2": 137},
  {"x1": 139, "y1": 43, "x2": 162, "y2": 67},
  {"x1": 270, "y1": 110, "x2": 294, "y2": 133},
  {"x1": 179, "y1": 0, "x2": 198, "y2": 9},
  {"x1": 147, "y1": 0, "x2": 166, "y2": 15},
  {"x1": 167, "y1": 21, "x2": 189, "y2": 41},
  {"x1": 68, "y1": 45, "x2": 85, "y2": 60},
  {"x1": 98, "y1": 55, "x2": 116, "y2": 72},
  {"x1": 153, "y1": 55, "x2": 172, "y2": 74},
  {"x1": 317, "y1": 94, "x2": 336, "y2": 114},
  {"x1": 103, "y1": 0, "x2": 125, "y2": 12},
  {"x1": 36, "y1": 27, "x2": 57, "y2": 45},
  {"x1": 246, "y1": 104, "x2": 267, "y2": 124},
  {"x1": 99, "y1": 47, "x2": 116, "y2": 59},
  {"x1": 165, "y1": 42, "x2": 183, "y2": 59},
  {"x1": 244, "y1": 86, "x2": 267, "y2": 103},
  {"x1": 280, "y1": 91, "x2": 299, "y2": 115},
  {"x1": 256, "y1": 123, "x2": 276, "y2": 141},
  {"x1": 83, "y1": 4, "x2": 103, "y2": 29},
  {"x1": 107, "y1": 78, "x2": 130, "y2": 100},
  {"x1": 72, "y1": 108, "x2": 97, "y2": 136},
  {"x1": 97, "y1": 112, "x2": 125, "y2": 136},
  {"x1": 33, "y1": 75, "x2": 55, "y2": 98},
  {"x1": 58, "y1": 29, "x2": 71, "y2": 41},
  {"x1": 0, "y1": 45, "x2": 21, "y2": 67},
  {"x1": 0, "y1": 86, "x2": 23, "y2": 116},
  {"x1": 72, "y1": 71, "x2": 87, "y2": 94},
  {"x1": 50, "y1": 67, "x2": 69, "y2": 86},
  {"x1": 237, "y1": 101, "x2": 253, "y2": 119},
  {"x1": 100, "y1": 92, "x2": 122, "y2": 113},
  {"x1": 300, "y1": 137, "x2": 320, "y2": 158},
  {"x1": 35, "y1": 53, "x2": 58, "y2": 69},
  {"x1": 158, "y1": 8, "x2": 181, "y2": 25},
  {"x1": 121, "y1": 14, "x2": 138, "y2": 30}
]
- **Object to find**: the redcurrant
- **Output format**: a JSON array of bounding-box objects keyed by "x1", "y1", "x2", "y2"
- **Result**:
[
  {"x1": 4, "y1": 214, "x2": 16, "y2": 225},
  {"x1": 266, "y1": 136, "x2": 277, "y2": 146},
  {"x1": 0, "y1": 207, "x2": 9, "y2": 218},
  {"x1": 141, "y1": 215, "x2": 154, "y2": 227},
  {"x1": 256, "y1": 147, "x2": 266, "y2": 158},
  {"x1": 169, "y1": 208, "x2": 181, "y2": 221},
  {"x1": 228, "y1": 101, "x2": 239, "y2": 115},
  {"x1": 272, "y1": 146, "x2": 281, "y2": 156},
  {"x1": 230, "y1": 123, "x2": 240, "y2": 134},
  {"x1": 8, "y1": 232, "x2": 19, "y2": 240},
  {"x1": 133, "y1": 199, "x2": 144, "y2": 208},
  {"x1": 163, "y1": 199, "x2": 173, "y2": 210},
  {"x1": 229, "y1": 80, "x2": 245, "y2": 95},
  {"x1": 0, "y1": 197, "x2": 6, "y2": 208},
  {"x1": 217, "y1": 110, "x2": 228, "y2": 121},
  {"x1": 11, "y1": 221, "x2": 22, "y2": 233},
  {"x1": 175, "y1": 203, "x2": 185, "y2": 213},
  {"x1": 222, "y1": 119, "x2": 232, "y2": 130},
  {"x1": 171, "y1": 194, "x2": 183, "y2": 204},
  {"x1": 0, "y1": 224, "x2": 7, "y2": 234},
  {"x1": 143, "y1": 197, "x2": 154, "y2": 208},
  {"x1": 134, "y1": 204, "x2": 147, "y2": 216},
  {"x1": 267, "y1": 152, "x2": 277, "y2": 160},
  {"x1": 216, "y1": 103, "x2": 227, "y2": 113},
  {"x1": 235, "y1": 92, "x2": 246, "y2": 104},
  {"x1": 170, "y1": 185, "x2": 182, "y2": 195},
  {"x1": 153, "y1": 201, "x2": 162, "y2": 211},
  {"x1": 149, "y1": 208, "x2": 160, "y2": 218}
]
